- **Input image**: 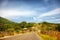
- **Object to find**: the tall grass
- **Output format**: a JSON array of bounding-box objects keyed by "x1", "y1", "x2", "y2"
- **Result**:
[{"x1": 37, "y1": 32, "x2": 57, "y2": 40}]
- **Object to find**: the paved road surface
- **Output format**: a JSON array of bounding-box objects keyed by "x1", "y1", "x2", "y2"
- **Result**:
[{"x1": 0, "y1": 32, "x2": 42, "y2": 40}]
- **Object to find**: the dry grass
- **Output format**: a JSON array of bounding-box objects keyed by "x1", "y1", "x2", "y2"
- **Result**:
[{"x1": 37, "y1": 32, "x2": 57, "y2": 40}]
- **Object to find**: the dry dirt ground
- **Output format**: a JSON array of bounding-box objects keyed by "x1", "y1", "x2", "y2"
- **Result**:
[{"x1": 0, "y1": 32, "x2": 42, "y2": 40}]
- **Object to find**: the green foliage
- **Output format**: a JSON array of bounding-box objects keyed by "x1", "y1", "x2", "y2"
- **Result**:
[
  {"x1": 0, "y1": 26, "x2": 6, "y2": 31},
  {"x1": 19, "y1": 21, "x2": 27, "y2": 28},
  {"x1": 55, "y1": 24, "x2": 60, "y2": 32},
  {"x1": 46, "y1": 27, "x2": 52, "y2": 30},
  {"x1": 42, "y1": 22, "x2": 48, "y2": 24},
  {"x1": 26, "y1": 23, "x2": 34, "y2": 28},
  {"x1": 0, "y1": 17, "x2": 60, "y2": 37},
  {"x1": 19, "y1": 21, "x2": 34, "y2": 28}
]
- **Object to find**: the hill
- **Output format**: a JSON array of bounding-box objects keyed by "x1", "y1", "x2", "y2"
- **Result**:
[
  {"x1": 0, "y1": 17, "x2": 60, "y2": 38},
  {"x1": 0, "y1": 17, "x2": 19, "y2": 34},
  {"x1": 0, "y1": 17, "x2": 16, "y2": 24}
]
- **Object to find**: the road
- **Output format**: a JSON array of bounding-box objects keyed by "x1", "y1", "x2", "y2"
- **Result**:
[{"x1": 0, "y1": 32, "x2": 42, "y2": 40}]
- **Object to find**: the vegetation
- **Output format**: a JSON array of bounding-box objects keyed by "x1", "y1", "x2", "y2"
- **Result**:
[
  {"x1": 0, "y1": 17, "x2": 35, "y2": 37},
  {"x1": 37, "y1": 32, "x2": 57, "y2": 40},
  {"x1": 55, "y1": 24, "x2": 60, "y2": 32},
  {"x1": 0, "y1": 17, "x2": 60, "y2": 40}
]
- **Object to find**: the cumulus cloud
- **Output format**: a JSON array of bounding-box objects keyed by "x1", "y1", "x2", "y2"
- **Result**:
[
  {"x1": 55, "y1": 19, "x2": 60, "y2": 21},
  {"x1": 0, "y1": 9, "x2": 36, "y2": 18},
  {"x1": 38, "y1": 8, "x2": 60, "y2": 18},
  {"x1": 33, "y1": 8, "x2": 60, "y2": 21},
  {"x1": 33, "y1": 17, "x2": 37, "y2": 20}
]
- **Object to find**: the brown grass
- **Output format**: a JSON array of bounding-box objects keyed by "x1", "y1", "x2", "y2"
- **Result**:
[{"x1": 41, "y1": 30, "x2": 60, "y2": 40}]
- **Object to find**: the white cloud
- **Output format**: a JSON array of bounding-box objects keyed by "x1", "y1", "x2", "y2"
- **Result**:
[
  {"x1": 0, "y1": 10, "x2": 3, "y2": 16},
  {"x1": 0, "y1": 9, "x2": 36, "y2": 18},
  {"x1": 38, "y1": 8, "x2": 60, "y2": 19},
  {"x1": 55, "y1": 19, "x2": 60, "y2": 21},
  {"x1": 33, "y1": 17, "x2": 37, "y2": 20},
  {"x1": 33, "y1": 8, "x2": 60, "y2": 21}
]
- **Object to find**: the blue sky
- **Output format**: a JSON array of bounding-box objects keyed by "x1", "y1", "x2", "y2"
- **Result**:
[{"x1": 0, "y1": 0, "x2": 60, "y2": 23}]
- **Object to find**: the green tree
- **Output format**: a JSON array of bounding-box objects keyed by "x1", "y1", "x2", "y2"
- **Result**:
[
  {"x1": 56, "y1": 25, "x2": 60, "y2": 32},
  {"x1": 26, "y1": 23, "x2": 34, "y2": 28}
]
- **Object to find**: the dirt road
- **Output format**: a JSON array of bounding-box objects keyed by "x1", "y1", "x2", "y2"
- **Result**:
[{"x1": 0, "y1": 32, "x2": 42, "y2": 40}]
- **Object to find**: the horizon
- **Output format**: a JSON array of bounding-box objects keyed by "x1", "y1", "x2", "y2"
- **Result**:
[
  {"x1": 0, "y1": 0, "x2": 60, "y2": 23},
  {"x1": 1, "y1": 16, "x2": 60, "y2": 24}
]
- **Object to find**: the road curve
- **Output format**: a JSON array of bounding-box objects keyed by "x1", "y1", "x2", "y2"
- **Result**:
[{"x1": 0, "y1": 32, "x2": 42, "y2": 40}]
